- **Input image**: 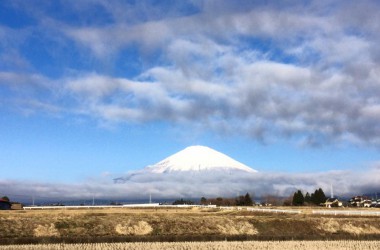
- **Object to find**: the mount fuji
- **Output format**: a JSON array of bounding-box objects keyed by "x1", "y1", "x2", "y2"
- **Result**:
[
  {"x1": 144, "y1": 145, "x2": 257, "y2": 173},
  {"x1": 111, "y1": 146, "x2": 379, "y2": 199},
  {"x1": 114, "y1": 146, "x2": 257, "y2": 184}
]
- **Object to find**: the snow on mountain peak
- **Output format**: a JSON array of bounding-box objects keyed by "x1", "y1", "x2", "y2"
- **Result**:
[{"x1": 145, "y1": 145, "x2": 257, "y2": 173}]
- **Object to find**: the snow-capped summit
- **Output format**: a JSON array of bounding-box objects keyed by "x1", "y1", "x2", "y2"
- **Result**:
[{"x1": 144, "y1": 145, "x2": 257, "y2": 173}]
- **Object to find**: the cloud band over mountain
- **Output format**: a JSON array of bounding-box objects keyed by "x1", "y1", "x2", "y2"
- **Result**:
[{"x1": 2, "y1": 165, "x2": 379, "y2": 202}]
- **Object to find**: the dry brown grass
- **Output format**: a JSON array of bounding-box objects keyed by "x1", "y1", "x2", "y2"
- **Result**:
[
  {"x1": 0, "y1": 207, "x2": 380, "y2": 244},
  {"x1": 0, "y1": 241, "x2": 379, "y2": 250},
  {"x1": 115, "y1": 221, "x2": 153, "y2": 235}
]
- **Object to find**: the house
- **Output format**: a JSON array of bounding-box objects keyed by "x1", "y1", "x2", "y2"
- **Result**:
[
  {"x1": 324, "y1": 198, "x2": 342, "y2": 208},
  {"x1": 363, "y1": 200, "x2": 372, "y2": 208},
  {"x1": 349, "y1": 196, "x2": 371, "y2": 207},
  {"x1": 0, "y1": 199, "x2": 11, "y2": 210},
  {"x1": 11, "y1": 202, "x2": 23, "y2": 210}
]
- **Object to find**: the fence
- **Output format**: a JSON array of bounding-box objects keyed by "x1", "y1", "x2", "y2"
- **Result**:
[
  {"x1": 247, "y1": 208, "x2": 302, "y2": 214},
  {"x1": 312, "y1": 210, "x2": 380, "y2": 216},
  {"x1": 217, "y1": 206, "x2": 302, "y2": 214},
  {"x1": 219, "y1": 206, "x2": 235, "y2": 210},
  {"x1": 23, "y1": 205, "x2": 125, "y2": 210},
  {"x1": 23, "y1": 204, "x2": 207, "y2": 210}
]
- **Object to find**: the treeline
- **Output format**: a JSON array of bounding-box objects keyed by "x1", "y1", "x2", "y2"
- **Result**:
[
  {"x1": 172, "y1": 188, "x2": 328, "y2": 207},
  {"x1": 172, "y1": 193, "x2": 254, "y2": 206},
  {"x1": 292, "y1": 188, "x2": 327, "y2": 206},
  {"x1": 172, "y1": 199, "x2": 194, "y2": 205},
  {"x1": 199, "y1": 193, "x2": 254, "y2": 206}
]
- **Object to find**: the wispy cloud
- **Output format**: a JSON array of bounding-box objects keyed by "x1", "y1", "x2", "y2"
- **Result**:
[{"x1": 1, "y1": 1, "x2": 380, "y2": 147}]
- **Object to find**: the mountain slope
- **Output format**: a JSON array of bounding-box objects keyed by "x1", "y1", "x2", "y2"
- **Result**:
[{"x1": 144, "y1": 145, "x2": 257, "y2": 173}]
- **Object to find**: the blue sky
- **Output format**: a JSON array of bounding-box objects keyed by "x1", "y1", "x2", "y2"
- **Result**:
[{"x1": 1, "y1": 0, "x2": 380, "y2": 199}]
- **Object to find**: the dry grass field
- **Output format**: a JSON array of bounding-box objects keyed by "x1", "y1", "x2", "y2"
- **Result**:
[
  {"x1": 1, "y1": 207, "x2": 380, "y2": 245},
  {"x1": 0, "y1": 241, "x2": 379, "y2": 250}
]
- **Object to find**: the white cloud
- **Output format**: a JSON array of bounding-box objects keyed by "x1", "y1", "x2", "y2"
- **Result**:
[
  {"x1": 1, "y1": 1, "x2": 380, "y2": 147},
  {"x1": 2, "y1": 165, "x2": 380, "y2": 201}
]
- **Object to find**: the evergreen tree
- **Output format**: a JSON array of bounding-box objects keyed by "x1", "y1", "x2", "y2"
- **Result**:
[
  {"x1": 244, "y1": 193, "x2": 253, "y2": 206},
  {"x1": 292, "y1": 190, "x2": 304, "y2": 206},
  {"x1": 200, "y1": 197, "x2": 207, "y2": 205},
  {"x1": 310, "y1": 188, "x2": 327, "y2": 205},
  {"x1": 310, "y1": 192, "x2": 316, "y2": 204},
  {"x1": 235, "y1": 193, "x2": 253, "y2": 206},
  {"x1": 292, "y1": 191, "x2": 298, "y2": 205},
  {"x1": 315, "y1": 188, "x2": 326, "y2": 205},
  {"x1": 304, "y1": 192, "x2": 311, "y2": 203}
]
